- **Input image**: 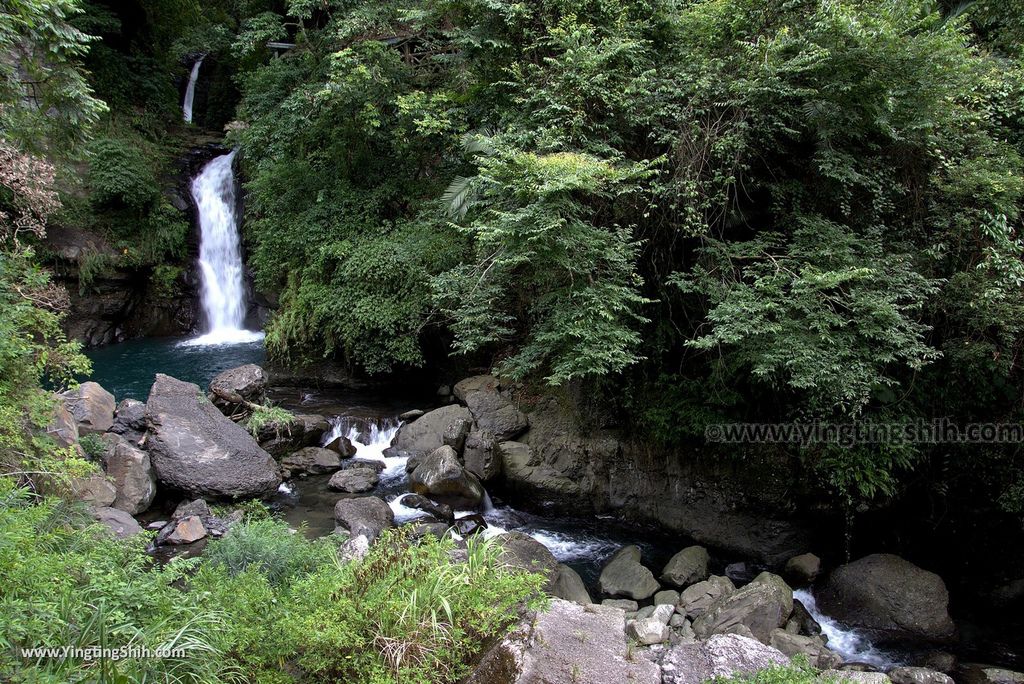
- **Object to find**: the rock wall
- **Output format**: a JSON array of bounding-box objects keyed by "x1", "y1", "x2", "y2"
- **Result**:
[{"x1": 491, "y1": 391, "x2": 811, "y2": 565}]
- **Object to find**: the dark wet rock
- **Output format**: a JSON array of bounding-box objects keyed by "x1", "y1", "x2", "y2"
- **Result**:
[
  {"x1": 328, "y1": 467, "x2": 379, "y2": 493},
  {"x1": 955, "y1": 665, "x2": 1024, "y2": 684},
  {"x1": 324, "y1": 433, "x2": 356, "y2": 457},
  {"x1": 340, "y1": 458, "x2": 385, "y2": 473},
  {"x1": 791, "y1": 599, "x2": 821, "y2": 637},
  {"x1": 453, "y1": 513, "x2": 488, "y2": 537},
  {"x1": 281, "y1": 446, "x2": 342, "y2": 478},
  {"x1": 111, "y1": 398, "x2": 147, "y2": 444},
  {"x1": 818, "y1": 554, "x2": 956, "y2": 644},
  {"x1": 661, "y1": 545, "x2": 710, "y2": 588},
  {"x1": 257, "y1": 413, "x2": 331, "y2": 457},
  {"x1": 61, "y1": 381, "x2": 115, "y2": 435},
  {"x1": 692, "y1": 571, "x2": 793, "y2": 643},
  {"x1": 409, "y1": 445, "x2": 484, "y2": 509},
  {"x1": 785, "y1": 552, "x2": 822, "y2": 586},
  {"x1": 334, "y1": 496, "x2": 394, "y2": 541},
  {"x1": 504, "y1": 396, "x2": 810, "y2": 565},
  {"x1": 400, "y1": 494, "x2": 453, "y2": 523},
  {"x1": 598, "y1": 545, "x2": 660, "y2": 601},
  {"x1": 145, "y1": 374, "x2": 281, "y2": 498},
  {"x1": 173, "y1": 498, "x2": 211, "y2": 519}
]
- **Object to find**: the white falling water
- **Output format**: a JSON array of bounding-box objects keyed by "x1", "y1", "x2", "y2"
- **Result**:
[
  {"x1": 793, "y1": 589, "x2": 901, "y2": 668},
  {"x1": 181, "y1": 150, "x2": 263, "y2": 346},
  {"x1": 182, "y1": 57, "x2": 203, "y2": 123},
  {"x1": 323, "y1": 417, "x2": 405, "y2": 479}
]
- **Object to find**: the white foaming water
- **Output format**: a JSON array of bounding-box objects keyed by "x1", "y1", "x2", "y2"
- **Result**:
[
  {"x1": 794, "y1": 589, "x2": 901, "y2": 668},
  {"x1": 472, "y1": 505, "x2": 619, "y2": 563},
  {"x1": 323, "y1": 417, "x2": 404, "y2": 479},
  {"x1": 388, "y1": 495, "x2": 430, "y2": 524},
  {"x1": 180, "y1": 150, "x2": 265, "y2": 348},
  {"x1": 182, "y1": 57, "x2": 203, "y2": 123}
]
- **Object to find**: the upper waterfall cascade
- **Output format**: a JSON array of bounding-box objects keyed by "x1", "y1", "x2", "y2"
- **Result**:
[
  {"x1": 182, "y1": 56, "x2": 203, "y2": 123},
  {"x1": 183, "y1": 150, "x2": 263, "y2": 346}
]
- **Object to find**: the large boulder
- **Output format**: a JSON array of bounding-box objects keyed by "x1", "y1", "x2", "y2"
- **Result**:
[
  {"x1": 660, "y1": 633, "x2": 790, "y2": 684},
  {"x1": 328, "y1": 467, "x2": 379, "y2": 493},
  {"x1": 334, "y1": 496, "x2": 394, "y2": 541},
  {"x1": 692, "y1": 571, "x2": 793, "y2": 643},
  {"x1": 208, "y1": 364, "x2": 267, "y2": 416},
  {"x1": 679, "y1": 575, "x2": 736, "y2": 619},
  {"x1": 550, "y1": 564, "x2": 591, "y2": 605},
  {"x1": 391, "y1": 404, "x2": 472, "y2": 458},
  {"x1": 785, "y1": 553, "x2": 822, "y2": 586},
  {"x1": 101, "y1": 434, "x2": 156, "y2": 514},
  {"x1": 92, "y1": 507, "x2": 143, "y2": 539},
  {"x1": 409, "y1": 445, "x2": 484, "y2": 509},
  {"x1": 455, "y1": 375, "x2": 529, "y2": 441},
  {"x1": 280, "y1": 446, "x2": 342, "y2": 478},
  {"x1": 465, "y1": 599, "x2": 661, "y2": 684},
  {"x1": 598, "y1": 545, "x2": 660, "y2": 600},
  {"x1": 495, "y1": 532, "x2": 559, "y2": 591},
  {"x1": 661, "y1": 545, "x2": 711, "y2": 588},
  {"x1": 144, "y1": 374, "x2": 281, "y2": 498},
  {"x1": 60, "y1": 382, "x2": 115, "y2": 435},
  {"x1": 818, "y1": 554, "x2": 956, "y2": 643}
]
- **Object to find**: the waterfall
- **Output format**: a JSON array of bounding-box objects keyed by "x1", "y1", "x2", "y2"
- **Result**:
[
  {"x1": 182, "y1": 150, "x2": 263, "y2": 346},
  {"x1": 182, "y1": 57, "x2": 203, "y2": 123},
  {"x1": 323, "y1": 417, "x2": 405, "y2": 479}
]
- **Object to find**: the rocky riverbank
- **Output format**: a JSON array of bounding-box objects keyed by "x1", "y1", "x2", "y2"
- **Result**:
[{"x1": 44, "y1": 364, "x2": 1024, "y2": 683}]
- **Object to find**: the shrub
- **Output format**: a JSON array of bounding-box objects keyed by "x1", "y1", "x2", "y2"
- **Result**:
[
  {"x1": 713, "y1": 660, "x2": 824, "y2": 684},
  {"x1": 272, "y1": 529, "x2": 547, "y2": 683},
  {"x1": 202, "y1": 517, "x2": 334, "y2": 586},
  {"x1": 85, "y1": 138, "x2": 158, "y2": 210}
]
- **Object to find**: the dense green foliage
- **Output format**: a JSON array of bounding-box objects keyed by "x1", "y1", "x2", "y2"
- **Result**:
[
  {"x1": 0, "y1": 486, "x2": 544, "y2": 683},
  {"x1": 225, "y1": 0, "x2": 1024, "y2": 508}
]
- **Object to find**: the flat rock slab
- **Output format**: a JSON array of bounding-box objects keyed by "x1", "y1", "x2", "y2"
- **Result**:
[
  {"x1": 661, "y1": 633, "x2": 790, "y2": 684},
  {"x1": 466, "y1": 599, "x2": 660, "y2": 684}
]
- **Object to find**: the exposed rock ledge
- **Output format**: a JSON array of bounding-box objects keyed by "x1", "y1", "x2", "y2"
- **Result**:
[{"x1": 492, "y1": 390, "x2": 810, "y2": 564}]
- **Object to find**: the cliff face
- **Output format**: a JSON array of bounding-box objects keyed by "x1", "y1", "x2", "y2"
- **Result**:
[{"x1": 498, "y1": 394, "x2": 811, "y2": 565}]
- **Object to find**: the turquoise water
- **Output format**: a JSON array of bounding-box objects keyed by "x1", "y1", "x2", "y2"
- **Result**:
[{"x1": 86, "y1": 336, "x2": 265, "y2": 401}]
